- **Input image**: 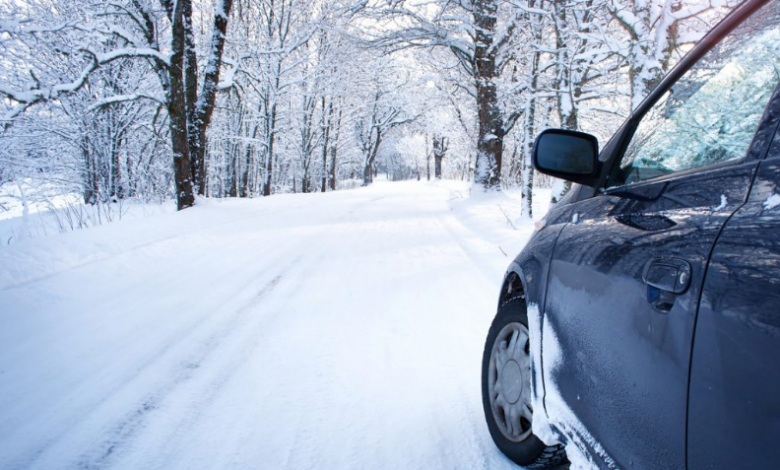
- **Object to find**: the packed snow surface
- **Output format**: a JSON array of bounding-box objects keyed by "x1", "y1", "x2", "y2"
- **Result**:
[{"x1": 0, "y1": 181, "x2": 552, "y2": 470}]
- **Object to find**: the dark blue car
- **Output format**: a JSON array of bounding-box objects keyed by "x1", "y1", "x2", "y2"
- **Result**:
[{"x1": 481, "y1": 0, "x2": 780, "y2": 468}]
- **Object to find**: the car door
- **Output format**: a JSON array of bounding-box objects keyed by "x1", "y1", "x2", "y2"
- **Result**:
[
  {"x1": 687, "y1": 99, "x2": 780, "y2": 467},
  {"x1": 540, "y1": 1, "x2": 780, "y2": 467}
]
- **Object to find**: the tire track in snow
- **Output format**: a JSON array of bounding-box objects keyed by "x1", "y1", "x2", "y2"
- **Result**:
[
  {"x1": 1, "y1": 193, "x2": 377, "y2": 462},
  {"x1": 1, "y1": 233, "x2": 306, "y2": 467},
  {"x1": 32, "y1": 191, "x2": 382, "y2": 469},
  {"x1": 72, "y1": 272, "x2": 288, "y2": 470},
  {"x1": 438, "y1": 213, "x2": 507, "y2": 286},
  {"x1": 128, "y1": 204, "x2": 372, "y2": 470},
  {"x1": 9, "y1": 216, "x2": 333, "y2": 468},
  {"x1": 259, "y1": 189, "x2": 499, "y2": 470}
]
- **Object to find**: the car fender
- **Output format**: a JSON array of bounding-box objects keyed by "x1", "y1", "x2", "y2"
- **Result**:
[{"x1": 498, "y1": 219, "x2": 570, "y2": 446}]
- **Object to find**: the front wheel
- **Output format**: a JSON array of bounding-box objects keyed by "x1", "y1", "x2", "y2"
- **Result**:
[{"x1": 481, "y1": 296, "x2": 567, "y2": 468}]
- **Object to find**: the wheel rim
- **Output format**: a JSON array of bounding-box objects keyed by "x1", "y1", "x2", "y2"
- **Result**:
[{"x1": 488, "y1": 321, "x2": 533, "y2": 443}]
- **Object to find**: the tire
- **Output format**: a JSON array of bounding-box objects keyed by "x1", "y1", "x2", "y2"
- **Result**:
[{"x1": 481, "y1": 296, "x2": 568, "y2": 468}]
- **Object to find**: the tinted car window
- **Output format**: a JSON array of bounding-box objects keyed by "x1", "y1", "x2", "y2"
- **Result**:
[{"x1": 613, "y1": 2, "x2": 780, "y2": 186}]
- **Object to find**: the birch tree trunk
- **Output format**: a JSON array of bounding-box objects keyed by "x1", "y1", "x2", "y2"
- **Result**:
[{"x1": 520, "y1": 8, "x2": 543, "y2": 219}]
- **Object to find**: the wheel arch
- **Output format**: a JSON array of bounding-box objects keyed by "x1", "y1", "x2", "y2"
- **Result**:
[
  {"x1": 499, "y1": 257, "x2": 548, "y2": 311},
  {"x1": 498, "y1": 269, "x2": 526, "y2": 307},
  {"x1": 496, "y1": 228, "x2": 565, "y2": 448}
]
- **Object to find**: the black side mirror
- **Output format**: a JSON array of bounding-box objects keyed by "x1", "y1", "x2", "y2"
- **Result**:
[{"x1": 532, "y1": 129, "x2": 600, "y2": 187}]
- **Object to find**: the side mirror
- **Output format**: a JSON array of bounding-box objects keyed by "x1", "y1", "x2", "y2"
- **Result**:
[{"x1": 532, "y1": 129, "x2": 600, "y2": 186}]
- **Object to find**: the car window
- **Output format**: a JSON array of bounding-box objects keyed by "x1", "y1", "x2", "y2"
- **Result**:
[{"x1": 613, "y1": 2, "x2": 780, "y2": 187}]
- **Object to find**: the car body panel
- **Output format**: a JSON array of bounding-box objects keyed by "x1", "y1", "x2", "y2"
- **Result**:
[
  {"x1": 687, "y1": 156, "x2": 780, "y2": 469},
  {"x1": 501, "y1": 184, "x2": 580, "y2": 310},
  {"x1": 541, "y1": 160, "x2": 758, "y2": 469},
  {"x1": 493, "y1": 1, "x2": 780, "y2": 467}
]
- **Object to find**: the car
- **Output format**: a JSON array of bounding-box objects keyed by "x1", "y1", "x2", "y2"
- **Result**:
[{"x1": 480, "y1": 0, "x2": 780, "y2": 468}]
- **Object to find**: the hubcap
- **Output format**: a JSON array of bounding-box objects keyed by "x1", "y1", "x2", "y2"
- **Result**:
[
  {"x1": 500, "y1": 360, "x2": 523, "y2": 404},
  {"x1": 488, "y1": 322, "x2": 533, "y2": 442}
]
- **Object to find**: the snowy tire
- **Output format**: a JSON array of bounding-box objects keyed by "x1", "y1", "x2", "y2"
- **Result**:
[{"x1": 481, "y1": 296, "x2": 567, "y2": 468}]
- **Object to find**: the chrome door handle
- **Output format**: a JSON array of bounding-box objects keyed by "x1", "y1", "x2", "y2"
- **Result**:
[
  {"x1": 643, "y1": 258, "x2": 692, "y2": 294},
  {"x1": 642, "y1": 258, "x2": 692, "y2": 311}
]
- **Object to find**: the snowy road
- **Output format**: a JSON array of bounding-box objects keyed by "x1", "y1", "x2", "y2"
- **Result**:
[{"x1": 0, "y1": 181, "x2": 542, "y2": 470}]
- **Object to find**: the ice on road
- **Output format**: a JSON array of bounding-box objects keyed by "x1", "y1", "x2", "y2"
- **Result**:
[{"x1": 0, "y1": 181, "x2": 544, "y2": 470}]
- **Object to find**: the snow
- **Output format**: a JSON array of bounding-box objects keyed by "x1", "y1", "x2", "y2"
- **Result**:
[
  {"x1": 0, "y1": 180, "x2": 176, "y2": 246},
  {"x1": 0, "y1": 19, "x2": 22, "y2": 33},
  {"x1": 531, "y1": 307, "x2": 616, "y2": 470},
  {"x1": 528, "y1": 301, "x2": 614, "y2": 470},
  {"x1": 714, "y1": 194, "x2": 728, "y2": 211},
  {"x1": 559, "y1": 93, "x2": 573, "y2": 120},
  {"x1": 88, "y1": 93, "x2": 164, "y2": 111},
  {"x1": 0, "y1": 181, "x2": 554, "y2": 470},
  {"x1": 525, "y1": 303, "x2": 560, "y2": 446},
  {"x1": 218, "y1": 58, "x2": 239, "y2": 90},
  {"x1": 764, "y1": 193, "x2": 780, "y2": 211},
  {"x1": 95, "y1": 48, "x2": 171, "y2": 67},
  {"x1": 0, "y1": 84, "x2": 39, "y2": 103}
]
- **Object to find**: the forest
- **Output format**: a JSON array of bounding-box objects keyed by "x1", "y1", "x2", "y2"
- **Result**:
[{"x1": 0, "y1": 0, "x2": 735, "y2": 220}]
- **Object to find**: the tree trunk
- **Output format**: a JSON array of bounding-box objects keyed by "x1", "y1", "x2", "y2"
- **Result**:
[
  {"x1": 186, "y1": 0, "x2": 234, "y2": 196},
  {"x1": 183, "y1": 0, "x2": 199, "y2": 191},
  {"x1": 168, "y1": 0, "x2": 195, "y2": 210},
  {"x1": 520, "y1": 47, "x2": 541, "y2": 217},
  {"x1": 425, "y1": 134, "x2": 431, "y2": 181},
  {"x1": 82, "y1": 136, "x2": 98, "y2": 204},
  {"x1": 170, "y1": 108, "x2": 194, "y2": 210},
  {"x1": 263, "y1": 102, "x2": 277, "y2": 196},
  {"x1": 110, "y1": 145, "x2": 123, "y2": 200},
  {"x1": 552, "y1": 1, "x2": 579, "y2": 132},
  {"x1": 363, "y1": 128, "x2": 381, "y2": 186},
  {"x1": 329, "y1": 146, "x2": 338, "y2": 190},
  {"x1": 433, "y1": 135, "x2": 447, "y2": 180},
  {"x1": 363, "y1": 162, "x2": 372, "y2": 186},
  {"x1": 549, "y1": 0, "x2": 575, "y2": 205},
  {"x1": 229, "y1": 144, "x2": 238, "y2": 197},
  {"x1": 473, "y1": 0, "x2": 504, "y2": 190},
  {"x1": 126, "y1": 146, "x2": 136, "y2": 197},
  {"x1": 241, "y1": 143, "x2": 252, "y2": 197},
  {"x1": 329, "y1": 102, "x2": 341, "y2": 191},
  {"x1": 321, "y1": 97, "x2": 332, "y2": 192}
]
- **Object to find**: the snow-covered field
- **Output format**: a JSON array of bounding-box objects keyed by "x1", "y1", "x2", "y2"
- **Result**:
[{"x1": 0, "y1": 180, "x2": 551, "y2": 470}]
